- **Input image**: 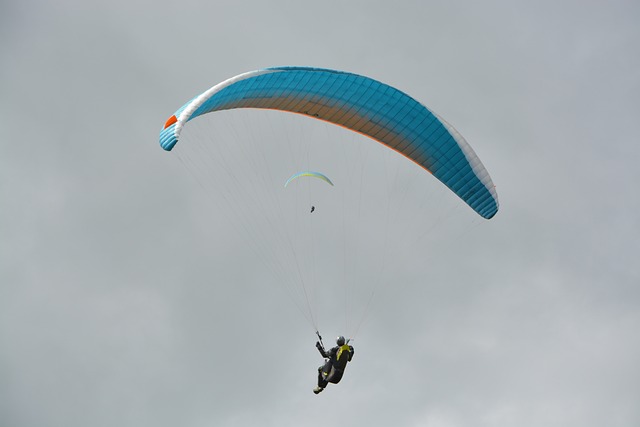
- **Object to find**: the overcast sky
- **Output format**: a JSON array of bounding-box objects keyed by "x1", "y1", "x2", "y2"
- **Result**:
[{"x1": 2, "y1": 0, "x2": 640, "y2": 426}]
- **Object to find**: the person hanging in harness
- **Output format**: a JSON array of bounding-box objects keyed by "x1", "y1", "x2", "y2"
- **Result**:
[{"x1": 313, "y1": 335, "x2": 354, "y2": 394}]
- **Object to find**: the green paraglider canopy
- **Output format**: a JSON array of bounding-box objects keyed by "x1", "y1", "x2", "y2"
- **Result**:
[{"x1": 284, "y1": 171, "x2": 334, "y2": 188}]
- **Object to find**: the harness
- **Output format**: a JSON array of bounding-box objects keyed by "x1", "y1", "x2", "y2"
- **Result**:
[
  {"x1": 322, "y1": 344, "x2": 352, "y2": 382},
  {"x1": 336, "y1": 344, "x2": 352, "y2": 362}
]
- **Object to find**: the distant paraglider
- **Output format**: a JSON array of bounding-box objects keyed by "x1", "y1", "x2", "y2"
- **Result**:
[{"x1": 284, "y1": 171, "x2": 332, "y2": 215}]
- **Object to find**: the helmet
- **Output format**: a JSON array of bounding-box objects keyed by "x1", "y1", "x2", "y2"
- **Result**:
[{"x1": 336, "y1": 336, "x2": 346, "y2": 346}]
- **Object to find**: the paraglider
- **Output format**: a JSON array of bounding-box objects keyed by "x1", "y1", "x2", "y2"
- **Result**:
[
  {"x1": 284, "y1": 171, "x2": 332, "y2": 214},
  {"x1": 313, "y1": 335, "x2": 354, "y2": 394},
  {"x1": 159, "y1": 66, "x2": 499, "y2": 392}
]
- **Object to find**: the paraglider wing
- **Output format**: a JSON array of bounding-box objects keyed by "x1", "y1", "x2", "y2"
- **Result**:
[
  {"x1": 284, "y1": 171, "x2": 334, "y2": 188},
  {"x1": 160, "y1": 66, "x2": 499, "y2": 219}
]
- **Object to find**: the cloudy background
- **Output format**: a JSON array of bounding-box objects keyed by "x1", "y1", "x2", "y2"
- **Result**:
[{"x1": 2, "y1": 0, "x2": 640, "y2": 426}]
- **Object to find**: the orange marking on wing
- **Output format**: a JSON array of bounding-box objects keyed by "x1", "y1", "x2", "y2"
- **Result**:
[{"x1": 164, "y1": 115, "x2": 178, "y2": 129}]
